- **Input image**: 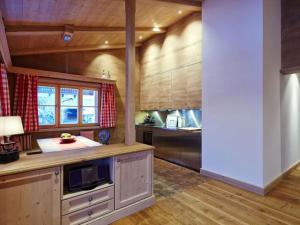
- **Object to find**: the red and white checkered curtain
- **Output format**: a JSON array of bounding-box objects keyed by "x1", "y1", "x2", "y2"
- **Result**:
[
  {"x1": 99, "y1": 83, "x2": 117, "y2": 128},
  {"x1": 0, "y1": 63, "x2": 11, "y2": 116},
  {"x1": 13, "y1": 74, "x2": 39, "y2": 132}
]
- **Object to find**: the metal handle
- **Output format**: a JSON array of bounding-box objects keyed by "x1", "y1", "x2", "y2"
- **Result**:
[
  {"x1": 54, "y1": 171, "x2": 59, "y2": 176},
  {"x1": 88, "y1": 210, "x2": 93, "y2": 216},
  {"x1": 88, "y1": 196, "x2": 93, "y2": 202}
]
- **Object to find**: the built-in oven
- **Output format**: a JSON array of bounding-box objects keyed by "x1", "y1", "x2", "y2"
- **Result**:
[
  {"x1": 143, "y1": 131, "x2": 153, "y2": 145},
  {"x1": 63, "y1": 158, "x2": 113, "y2": 193}
]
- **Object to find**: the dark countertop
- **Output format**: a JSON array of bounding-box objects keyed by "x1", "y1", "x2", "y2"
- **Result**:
[{"x1": 136, "y1": 124, "x2": 202, "y2": 134}]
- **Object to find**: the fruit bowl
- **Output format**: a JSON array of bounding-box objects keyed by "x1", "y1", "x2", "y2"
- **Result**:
[{"x1": 60, "y1": 133, "x2": 76, "y2": 144}]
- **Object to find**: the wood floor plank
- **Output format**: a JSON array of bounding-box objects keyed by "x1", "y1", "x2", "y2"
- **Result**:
[
  {"x1": 201, "y1": 182, "x2": 300, "y2": 225},
  {"x1": 207, "y1": 179, "x2": 300, "y2": 219},
  {"x1": 175, "y1": 192, "x2": 248, "y2": 225},
  {"x1": 112, "y1": 159, "x2": 300, "y2": 225},
  {"x1": 186, "y1": 187, "x2": 287, "y2": 225}
]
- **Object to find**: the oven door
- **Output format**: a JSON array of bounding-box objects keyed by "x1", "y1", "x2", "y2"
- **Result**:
[{"x1": 143, "y1": 131, "x2": 153, "y2": 145}]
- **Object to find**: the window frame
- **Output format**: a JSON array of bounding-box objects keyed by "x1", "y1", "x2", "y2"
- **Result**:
[
  {"x1": 37, "y1": 81, "x2": 100, "y2": 129},
  {"x1": 81, "y1": 89, "x2": 99, "y2": 125},
  {"x1": 37, "y1": 82, "x2": 59, "y2": 129}
]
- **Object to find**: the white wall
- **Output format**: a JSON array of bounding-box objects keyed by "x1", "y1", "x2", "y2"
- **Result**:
[
  {"x1": 281, "y1": 74, "x2": 300, "y2": 172},
  {"x1": 202, "y1": 0, "x2": 264, "y2": 187},
  {"x1": 202, "y1": 0, "x2": 281, "y2": 188},
  {"x1": 262, "y1": 0, "x2": 281, "y2": 186}
]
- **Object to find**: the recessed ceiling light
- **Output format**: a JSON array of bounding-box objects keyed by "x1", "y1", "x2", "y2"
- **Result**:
[
  {"x1": 105, "y1": 41, "x2": 109, "y2": 45},
  {"x1": 152, "y1": 27, "x2": 161, "y2": 32},
  {"x1": 178, "y1": 10, "x2": 182, "y2": 14},
  {"x1": 139, "y1": 36, "x2": 143, "y2": 40}
]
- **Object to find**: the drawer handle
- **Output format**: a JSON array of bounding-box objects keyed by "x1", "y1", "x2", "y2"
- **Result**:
[
  {"x1": 88, "y1": 196, "x2": 93, "y2": 202},
  {"x1": 54, "y1": 171, "x2": 59, "y2": 176},
  {"x1": 88, "y1": 210, "x2": 93, "y2": 216}
]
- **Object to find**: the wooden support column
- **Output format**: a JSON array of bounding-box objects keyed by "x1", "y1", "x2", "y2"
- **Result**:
[
  {"x1": 125, "y1": 0, "x2": 136, "y2": 145},
  {"x1": 0, "y1": 10, "x2": 12, "y2": 68}
]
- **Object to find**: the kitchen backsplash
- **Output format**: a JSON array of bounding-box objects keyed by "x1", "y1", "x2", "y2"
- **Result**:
[{"x1": 136, "y1": 109, "x2": 202, "y2": 128}]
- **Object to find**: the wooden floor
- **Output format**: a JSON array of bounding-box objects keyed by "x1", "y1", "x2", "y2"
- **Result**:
[{"x1": 112, "y1": 158, "x2": 300, "y2": 225}]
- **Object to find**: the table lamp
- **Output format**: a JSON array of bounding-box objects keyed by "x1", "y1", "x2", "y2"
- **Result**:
[{"x1": 0, "y1": 116, "x2": 24, "y2": 163}]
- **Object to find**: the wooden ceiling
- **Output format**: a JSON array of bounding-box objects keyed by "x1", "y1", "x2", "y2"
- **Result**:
[{"x1": 0, "y1": 0, "x2": 201, "y2": 56}]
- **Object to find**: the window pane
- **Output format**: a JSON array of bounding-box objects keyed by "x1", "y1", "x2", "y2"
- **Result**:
[
  {"x1": 83, "y1": 90, "x2": 98, "y2": 106},
  {"x1": 38, "y1": 86, "x2": 55, "y2": 105},
  {"x1": 82, "y1": 107, "x2": 98, "y2": 124},
  {"x1": 60, "y1": 88, "x2": 78, "y2": 106},
  {"x1": 61, "y1": 107, "x2": 78, "y2": 124},
  {"x1": 38, "y1": 106, "x2": 56, "y2": 125}
]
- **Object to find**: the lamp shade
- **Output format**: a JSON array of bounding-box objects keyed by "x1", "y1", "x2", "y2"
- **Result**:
[{"x1": 0, "y1": 116, "x2": 24, "y2": 136}]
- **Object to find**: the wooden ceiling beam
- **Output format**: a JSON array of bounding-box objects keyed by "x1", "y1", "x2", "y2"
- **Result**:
[
  {"x1": 0, "y1": 10, "x2": 12, "y2": 67},
  {"x1": 11, "y1": 43, "x2": 142, "y2": 56},
  {"x1": 153, "y1": 0, "x2": 202, "y2": 7},
  {"x1": 7, "y1": 66, "x2": 116, "y2": 84},
  {"x1": 5, "y1": 25, "x2": 167, "y2": 36}
]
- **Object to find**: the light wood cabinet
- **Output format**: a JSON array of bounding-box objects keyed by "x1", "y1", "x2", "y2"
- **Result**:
[
  {"x1": 0, "y1": 167, "x2": 61, "y2": 225},
  {"x1": 140, "y1": 63, "x2": 201, "y2": 110},
  {"x1": 139, "y1": 12, "x2": 201, "y2": 110},
  {"x1": 140, "y1": 75, "x2": 159, "y2": 110},
  {"x1": 114, "y1": 150, "x2": 153, "y2": 209},
  {"x1": 159, "y1": 71, "x2": 172, "y2": 110},
  {"x1": 62, "y1": 185, "x2": 114, "y2": 215},
  {"x1": 62, "y1": 199, "x2": 114, "y2": 225},
  {"x1": 172, "y1": 67, "x2": 188, "y2": 109}
]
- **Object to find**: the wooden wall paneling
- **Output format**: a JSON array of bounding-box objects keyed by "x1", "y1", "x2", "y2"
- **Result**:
[
  {"x1": 11, "y1": 48, "x2": 142, "y2": 145},
  {"x1": 140, "y1": 74, "x2": 159, "y2": 110},
  {"x1": 139, "y1": 12, "x2": 202, "y2": 110},
  {"x1": 11, "y1": 44, "x2": 141, "y2": 56},
  {"x1": 159, "y1": 71, "x2": 172, "y2": 109},
  {"x1": 186, "y1": 63, "x2": 201, "y2": 108},
  {"x1": 171, "y1": 67, "x2": 188, "y2": 109},
  {"x1": 125, "y1": 0, "x2": 136, "y2": 145},
  {"x1": 0, "y1": 10, "x2": 11, "y2": 68}
]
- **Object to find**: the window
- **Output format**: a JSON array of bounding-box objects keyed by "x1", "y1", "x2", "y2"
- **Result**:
[
  {"x1": 82, "y1": 89, "x2": 98, "y2": 124},
  {"x1": 60, "y1": 87, "x2": 79, "y2": 125},
  {"x1": 38, "y1": 86, "x2": 56, "y2": 126},
  {"x1": 37, "y1": 84, "x2": 99, "y2": 128}
]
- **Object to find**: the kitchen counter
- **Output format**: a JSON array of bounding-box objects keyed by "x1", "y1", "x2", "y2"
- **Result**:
[
  {"x1": 0, "y1": 143, "x2": 154, "y2": 176},
  {"x1": 136, "y1": 125, "x2": 201, "y2": 171},
  {"x1": 136, "y1": 124, "x2": 201, "y2": 133}
]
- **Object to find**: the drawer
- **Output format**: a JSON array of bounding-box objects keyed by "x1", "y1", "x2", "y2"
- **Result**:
[
  {"x1": 62, "y1": 186, "x2": 114, "y2": 215},
  {"x1": 62, "y1": 199, "x2": 114, "y2": 225}
]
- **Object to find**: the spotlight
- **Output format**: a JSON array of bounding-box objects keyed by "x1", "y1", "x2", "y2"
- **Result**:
[{"x1": 62, "y1": 25, "x2": 73, "y2": 42}]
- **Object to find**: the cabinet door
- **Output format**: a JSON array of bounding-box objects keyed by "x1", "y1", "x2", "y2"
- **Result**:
[
  {"x1": 172, "y1": 67, "x2": 188, "y2": 109},
  {"x1": 159, "y1": 71, "x2": 172, "y2": 109},
  {"x1": 0, "y1": 167, "x2": 61, "y2": 225},
  {"x1": 140, "y1": 75, "x2": 159, "y2": 110},
  {"x1": 186, "y1": 63, "x2": 202, "y2": 108},
  {"x1": 115, "y1": 151, "x2": 153, "y2": 209}
]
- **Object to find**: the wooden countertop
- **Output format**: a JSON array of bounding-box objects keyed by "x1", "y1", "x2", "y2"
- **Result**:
[{"x1": 0, "y1": 143, "x2": 154, "y2": 177}]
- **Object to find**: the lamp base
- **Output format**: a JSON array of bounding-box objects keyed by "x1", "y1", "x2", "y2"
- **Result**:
[{"x1": 0, "y1": 149, "x2": 19, "y2": 164}]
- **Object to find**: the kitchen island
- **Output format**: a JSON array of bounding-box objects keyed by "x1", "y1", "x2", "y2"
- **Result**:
[{"x1": 0, "y1": 143, "x2": 155, "y2": 225}]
